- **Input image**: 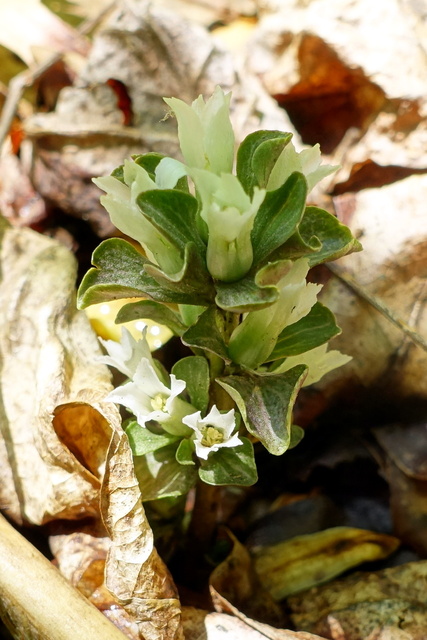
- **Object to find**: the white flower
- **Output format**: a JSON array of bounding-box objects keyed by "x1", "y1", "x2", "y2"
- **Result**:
[
  {"x1": 163, "y1": 86, "x2": 235, "y2": 174},
  {"x1": 229, "y1": 258, "x2": 322, "y2": 368},
  {"x1": 182, "y1": 405, "x2": 242, "y2": 460},
  {"x1": 273, "y1": 343, "x2": 352, "y2": 385},
  {"x1": 100, "y1": 327, "x2": 194, "y2": 436},
  {"x1": 94, "y1": 159, "x2": 182, "y2": 274},
  {"x1": 266, "y1": 141, "x2": 338, "y2": 192}
]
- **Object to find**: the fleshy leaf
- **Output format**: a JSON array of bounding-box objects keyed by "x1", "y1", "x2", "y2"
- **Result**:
[
  {"x1": 133, "y1": 443, "x2": 197, "y2": 501},
  {"x1": 171, "y1": 356, "x2": 210, "y2": 414},
  {"x1": 299, "y1": 206, "x2": 363, "y2": 266},
  {"x1": 217, "y1": 366, "x2": 308, "y2": 455},
  {"x1": 175, "y1": 438, "x2": 195, "y2": 466},
  {"x1": 215, "y1": 272, "x2": 279, "y2": 313},
  {"x1": 269, "y1": 228, "x2": 322, "y2": 263},
  {"x1": 236, "y1": 130, "x2": 293, "y2": 196},
  {"x1": 182, "y1": 307, "x2": 231, "y2": 363},
  {"x1": 289, "y1": 424, "x2": 305, "y2": 449},
  {"x1": 268, "y1": 302, "x2": 341, "y2": 360},
  {"x1": 251, "y1": 172, "x2": 308, "y2": 265},
  {"x1": 144, "y1": 242, "x2": 215, "y2": 305},
  {"x1": 116, "y1": 300, "x2": 186, "y2": 336},
  {"x1": 77, "y1": 238, "x2": 197, "y2": 307},
  {"x1": 136, "y1": 189, "x2": 206, "y2": 258},
  {"x1": 198, "y1": 438, "x2": 257, "y2": 486},
  {"x1": 125, "y1": 422, "x2": 179, "y2": 457}
]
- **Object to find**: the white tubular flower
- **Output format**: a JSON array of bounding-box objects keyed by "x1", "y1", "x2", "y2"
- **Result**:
[
  {"x1": 266, "y1": 141, "x2": 338, "y2": 192},
  {"x1": 229, "y1": 258, "x2": 322, "y2": 369},
  {"x1": 94, "y1": 159, "x2": 182, "y2": 275},
  {"x1": 100, "y1": 327, "x2": 194, "y2": 436},
  {"x1": 163, "y1": 86, "x2": 235, "y2": 174},
  {"x1": 98, "y1": 327, "x2": 152, "y2": 379},
  {"x1": 190, "y1": 168, "x2": 266, "y2": 281},
  {"x1": 182, "y1": 406, "x2": 242, "y2": 460},
  {"x1": 273, "y1": 343, "x2": 352, "y2": 386}
]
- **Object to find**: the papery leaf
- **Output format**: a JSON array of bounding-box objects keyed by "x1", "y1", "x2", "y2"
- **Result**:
[
  {"x1": 300, "y1": 206, "x2": 363, "y2": 266},
  {"x1": 198, "y1": 438, "x2": 257, "y2": 486},
  {"x1": 217, "y1": 366, "x2": 308, "y2": 455},
  {"x1": 176, "y1": 438, "x2": 195, "y2": 466},
  {"x1": 172, "y1": 356, "x2": 210, "y2": 413},
  {"x1": 125, "y1": 422, "x2": 179, "y2": 457},
  {"x1": 182, "y1": 307, "x2": 231, "y2": 363},
  {"x1": 237, "y1": 130, "x2": 293, "y2": 195},
  {"x1": 133, "y1": 444, "x2": 197, "y2": 501},
  {"x1": 251, "y1": 172, "x2": 308, "y2": 265},
  {"x1": 144, "y1": 241, "x2": 215, "y2": 305},
  {"x1": 268, "y1": 302, "x2": 341, "y2": 360},
  {"x1": 77, "y1": 238, "x2": 196, "y2": 308},
  {"x1": 136, "y1": 189, "x2": 206, "y2": 257},
  {"x1": 116, "y1": 300, "x2": 186, "y2": 335},
  {"x1": 215, "y1": 272, "x2": 279, "y2": 313}
]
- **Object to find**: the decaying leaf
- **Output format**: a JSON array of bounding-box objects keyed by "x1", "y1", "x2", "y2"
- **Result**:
[
  {"x1": 209, "y1": 528, "x2": 286, "y2": 627},
  {"x1": 0, "y1": 218, "x2": 119, "y2": 524},
  {"x1": 101, "y1": 428, "x2": 183, "y2": 640},
  {"x1": 252, "y1": 527, "x2": 400, "y2": 600},
  {"x1": 288, "y1": 561, "x2": 427, "y2": 631}
]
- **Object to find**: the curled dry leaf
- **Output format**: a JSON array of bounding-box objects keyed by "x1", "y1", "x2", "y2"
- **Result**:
[
  {"x1": 101, "y1": 428, "x2": 183, "y2": 640},
  {"x1": 0, "y1": 218, "x2": 120, "y2": 524},
  {"x1": 252, "y1": 527, "x2": 400, "y2": 600},
  {"x1": 209, "y1": 528, "x2": 286, "y2": 627}
]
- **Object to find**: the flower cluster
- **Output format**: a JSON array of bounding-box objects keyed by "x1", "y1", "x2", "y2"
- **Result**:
[
  {"x1": 100, "y1": 328, "x2": 242, "y2": 459},
  {"x1": 79, "y1": 86, "x2": 361, "y2": 495}
]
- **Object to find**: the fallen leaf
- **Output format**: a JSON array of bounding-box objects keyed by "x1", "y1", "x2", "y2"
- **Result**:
[
  {"x1": 101, "y1": 428, "x2": 183, "y2": 640},
  {"x1": 0, "y1": 218, "x2": 119, "y2": 524},
  {"x1": 287, "y1": 561, "x2": 427, "y2": 632},
  {"x1": 252, "y1": 527, "x2": 400, "y2": 600},
  {"x1": 210, "y1": 528, "x2": 286, "y2": 627}
]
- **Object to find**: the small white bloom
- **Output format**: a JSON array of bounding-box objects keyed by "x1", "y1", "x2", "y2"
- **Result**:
[
  {"x1": 266, "y1": 141, "x2": 338, "y2": 192},
  {"x1": 98, "y1": 327, "x2": 152, "y2": 379},
  {"x1": 163, "y1": 86, "x2": 235, "y2": 174},
  {"x1": 229, "y1": 258, "x2": 322, "y2": 368},
  {"x1": 273, "y1": 343, "x2": 352, "y2": 385},
  {"x1": 94, "y1": 159, "x2": 182, "y2": 274},
  {"x1": 100, "y1": 327, "x2": 194, "y2": 435},
  {"x1": 182, "y1": 405, "x2": 242, "y2": 460}
]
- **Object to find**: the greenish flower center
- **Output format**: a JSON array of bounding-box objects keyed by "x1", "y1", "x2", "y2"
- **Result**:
[
  {"x1": 201, "y1": 426, "x2": 224, "y2": 447},
  {"x1": 151, "y1": 393, "x2": 168, "y2": 412}
]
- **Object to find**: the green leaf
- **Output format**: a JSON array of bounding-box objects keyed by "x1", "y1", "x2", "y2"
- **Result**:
[
  {"x1": 133, "y1": 443, "x2": 197, "y2": 500},
  {"x1": 77, "y1": 238, "x2": 198, "y2": 308},
  {"x1": 217, "y1": 366, "x2": 308, "y2": 455},
  {"x1": 299, "y1": 206, "x2": 363, "y2": 266},
  {"x1": 144, "y1": 241, "x2": 215, "y2": 305},
  {"x1": 236, "y1": 130, "x2": 293, "y2": 195},
  {"x1": 182, "y1": 307, "x2": 231, "y2": 363},
  {"x1": 198, "y1": 438, "x2": 258, "y2": 486},
  {"x1": 289, "y1": 424, "x2": 305, "y2": 449},
  {"x1": 116, "y1": 299, "x2": 186, "y2": 335},
  {"x1": 126, "y1": 422, "x2": 179, "y2": 457},
  {"x1": 172, "y1": 356, "x2": 210, "y2": 413},
  {"x1": 251, "y1": 172, "x2": 308, "y2": 265},
  {"x1": 136, "y1": 189, "x2": 206, "y2": 257},
  {"x1": 268, "y1": 228, "x2": 322, "y2": 263},
  {"x1": 176, "y1": 438, "x2": 196, "y2": 466},
  {"x1": 268, "y1": 302, "x2": 341, "y2": 360},
  {"x1": 215, "y1": 272, "x2": 279, "y2": 313}
]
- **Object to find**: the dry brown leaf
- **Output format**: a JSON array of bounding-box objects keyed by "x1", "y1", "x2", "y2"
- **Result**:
[
  {"x1": 101, "y1": 428, "x2": 183, "y2": 640},
  {"x1": 252, "y1": 527, "x2": 400, "y2": 600},
  {"x1": 24, "y1": 0, "x2": 295, "y2": 236},
  {"x1": 288, "y1": 561, "x2": 427, "y2": 632},
  {"x1": 0, "y1": 218, "x2": 120, "y2": 524},
  {"x1": 209, "y1": 529, "x2": 286, "y2": 627}
]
